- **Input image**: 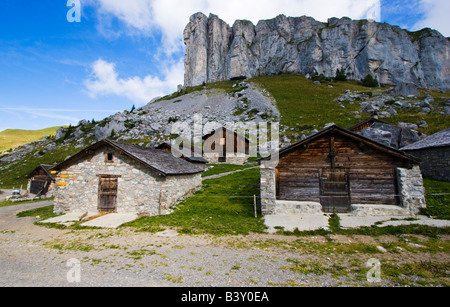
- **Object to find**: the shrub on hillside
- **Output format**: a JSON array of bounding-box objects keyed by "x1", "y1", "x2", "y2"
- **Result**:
[
  {"x1": 334, "y1": 68, "x2": 347, "y2": 81},
  {"x1": 361, "y1": 74, "x2": 379, "y2": 87}
]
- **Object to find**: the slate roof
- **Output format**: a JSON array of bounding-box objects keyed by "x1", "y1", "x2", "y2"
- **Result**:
[
  {"x1": 27, "y1": 164, "x2": 57, "y2": 179},
  {"x1": 53, "y1": 139, "x2": 204, "y2": 176},
  {"x1": 401, "y1": 128, "x2": 450, "y2": 151},
  {"x1": 156, "y1": 142, "x2": 208, "y2": 164}
]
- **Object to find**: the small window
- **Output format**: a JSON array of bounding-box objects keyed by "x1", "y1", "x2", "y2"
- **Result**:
[{"x1": 105, "y1": 153, "x2": 114, "y2": 163}]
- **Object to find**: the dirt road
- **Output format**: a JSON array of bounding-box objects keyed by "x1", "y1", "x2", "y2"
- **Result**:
[{"x1": 0, "y1": 202, "x2": 448, "y2": 288}]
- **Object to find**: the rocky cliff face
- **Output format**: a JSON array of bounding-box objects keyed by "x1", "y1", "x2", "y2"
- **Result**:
[{"x1": 184, "y1": 13, "x2": 450, "y2": 92}]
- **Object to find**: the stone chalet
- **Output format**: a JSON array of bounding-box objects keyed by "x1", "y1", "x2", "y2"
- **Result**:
[{"x1": 52, "y1": 139, "x2": 203, "y2": 215}]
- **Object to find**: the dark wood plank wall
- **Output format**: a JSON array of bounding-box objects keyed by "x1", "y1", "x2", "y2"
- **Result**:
[
  {"x1": 277, "y1": 133, "x2": 410, "y2": 205},
  {"x1": 203, "y1": 129, "x2": 248, "y2": 154}
]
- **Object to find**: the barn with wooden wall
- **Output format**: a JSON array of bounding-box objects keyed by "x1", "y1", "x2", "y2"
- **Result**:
[
  {"x1": 27, "y1": 164, "x2": 56, "y2": 197},
  {"x1": 260, "y1": 125, "x2": 426, "y2": 216},
  {"x1": 203, "y1": 127, "x2": 250, "y2": 165}
]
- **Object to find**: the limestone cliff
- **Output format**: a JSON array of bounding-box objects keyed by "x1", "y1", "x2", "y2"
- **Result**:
[{"x1": 184, "y1": 13, "x2": 450, "y2": 92}]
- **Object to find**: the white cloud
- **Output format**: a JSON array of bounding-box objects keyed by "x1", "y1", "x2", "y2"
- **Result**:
[
  {"x1": 413, "y1": 0, "x2": 450, "y2": 36},
  {"x1": 87, "y1": 0, "x2": 381, "y2": 54},
  {"x1": 0, "y1": 107, "x2": 80, "y2": 123},
  {"x1": 83, "y1": 0, "x2": 382, "y2": 102},
  {"x1": 84, "y1": 58, "x2": 184, "y2": 104}
]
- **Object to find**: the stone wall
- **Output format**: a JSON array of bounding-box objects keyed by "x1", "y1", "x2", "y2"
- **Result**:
[
  {"x1": 405, "y1": 147, "x2": 450, "y2": 182},
  {"x1": 203, "y1": 152, "x2": 248, "y2": 165},
  {"x1": 259, "y1": 163, "x2": 276, "y2": 215},
  {"x1": 397, "y1": 165, "x2": 427, "y2": 215},
  {"x1": 260, "y1": 163, "x2": 427, "y2": 216},
  {"x1": 53, "y1": 147, "x2": 202, "y2": 215}
]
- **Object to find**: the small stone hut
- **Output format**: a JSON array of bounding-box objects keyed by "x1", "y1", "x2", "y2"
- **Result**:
[
  {"x1": 53, "y1": 139, "x2": 203, "y2": 215},
  {"x1": 202, "y1": 127, "x2": 250, "y2": 165},
  {"x1": 27, "y1": 164, "x2": 56, "y2": 196},
  {"x1": 401, "y1": 128, "x2": 450, "y2": 182},
  {"x1": 259, "y1": 125, "x2": 426, "y2": 216}
]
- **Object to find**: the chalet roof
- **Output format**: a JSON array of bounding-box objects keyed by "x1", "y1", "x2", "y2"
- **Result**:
[
  {"x1": 401, "y1": 128, "x2": 450, "y2": 151},
  {"x1": 156, "y1": 142, "x2": 208, "y2": 164},
  {"x1": 27, "y1": 164, "x2": 57, "y2": 179},
  {"x1": 348, "y1": 118, "x2": 388, "y2": 132},
  {"x1": 259, "y1": 125, "x2": 421, "y2": 164},
  {"x1": 53, "y1": 139, "x2": 204, "y2": 176}
]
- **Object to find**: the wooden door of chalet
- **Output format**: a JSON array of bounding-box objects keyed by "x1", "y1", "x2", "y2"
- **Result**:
[
  {"x1": 98, "y1": 176, "x2": 118, "y2": 212},
  {"x1": 319, "y1": 168, "x2": 351, "y2": 213}
]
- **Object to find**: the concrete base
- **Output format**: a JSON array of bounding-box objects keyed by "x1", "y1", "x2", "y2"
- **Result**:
[
  {"x1": 40, "y1": 212, "x2": 138, "y2": 229},
  {"x1": 264, "y1": 213, "x2": 450, "y2": 232},
  {"x1": 274, "y1": 200, "x2": 323, "y2": 214},
  {"x1": 351, "y1": 204, "x2": 410, "y2": 217},
  {"x1": 264, "y1": 214, "x2": 329, "y2": 233},
  {"x1": 81, "y1": 213, "x2": 138, "y2": 229}
]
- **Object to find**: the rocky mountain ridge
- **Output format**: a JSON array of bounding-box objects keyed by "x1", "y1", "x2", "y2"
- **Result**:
[{"x1": 184, "y1": 13, "x2": 450, "y2": 92}]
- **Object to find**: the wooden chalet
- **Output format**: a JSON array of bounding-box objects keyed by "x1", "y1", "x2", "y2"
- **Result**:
[
  {"x1": 27, "y1": 164, "x2": 56, "y2": 196},
  {"x1": 259, "y1": 125, "x2": 426, "y2": 215},
  {"x1": 202, "y1": 127, "x2": 250, "y2": 165}
]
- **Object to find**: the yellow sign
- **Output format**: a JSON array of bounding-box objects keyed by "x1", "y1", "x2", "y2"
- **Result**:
[{"x1": 51, "y1": 171, "x2": 57, "y2": 174}]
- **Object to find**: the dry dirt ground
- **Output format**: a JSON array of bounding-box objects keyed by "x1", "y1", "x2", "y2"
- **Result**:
[{"x1": 0, "y1": 202, "x2": 449, "y2": 288}]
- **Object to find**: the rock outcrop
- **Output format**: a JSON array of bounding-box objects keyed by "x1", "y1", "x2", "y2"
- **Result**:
[{"x1": 184, "y1": 13, "x2": 450, "y2": 92}]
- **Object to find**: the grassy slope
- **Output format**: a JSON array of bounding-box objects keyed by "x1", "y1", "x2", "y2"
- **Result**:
[
  {"x1": 124, "y1": 168, "x2": 265, "y2": 235},
  {"x1": 0, "y1": 127, "x2": 62, "y2": 152},
  {"x1": 251, "y1": 74, "x2": 450, "y2": 136},
  {"x1": 1, "y1": 74, "x2": 449, "y2": 190}
]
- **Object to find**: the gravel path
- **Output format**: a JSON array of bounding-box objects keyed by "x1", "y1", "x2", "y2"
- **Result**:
[
  {"x1": 0, "y1": 189, "x2": 12, "y2": 201},
  {"x1": 1, "y1": 202, "x2": 448, "y2": 288}
]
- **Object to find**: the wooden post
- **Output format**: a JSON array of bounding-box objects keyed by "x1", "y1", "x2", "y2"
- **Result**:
[
  {"x1": 159, "y1": 190, "x2": 162, "y2": 215},
  {"x1": 254, "y1": 195, "x2": 257, "y2": 218}
]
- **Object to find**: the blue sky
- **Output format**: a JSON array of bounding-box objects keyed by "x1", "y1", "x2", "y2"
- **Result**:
[{"x1": 0, "y1": 0, "x2": 448, "y2": 132}]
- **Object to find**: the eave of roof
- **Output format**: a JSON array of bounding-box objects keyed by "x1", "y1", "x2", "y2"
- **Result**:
[
  {"x1": 259, "y1": 125, "x2": 421, "y2": 164},
  {"x1": 401, "y1": 128, "x2": 450, "y2": 151},
  {"x1": 53, "y1": 139, "x2": 203, "y2": 176}
]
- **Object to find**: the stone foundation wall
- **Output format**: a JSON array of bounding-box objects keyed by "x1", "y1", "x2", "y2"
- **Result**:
[
  {"x1": 259, "y1": 163, "x2": 276, "y2": 215},
  {"x1": 397, "y1": 165, "x2": 426, "y2": 215},
  {"x1": 203, "y1": 152, "x2": 248, "y2": 165},
  {"x1": 260, "y1": 164, "x2": 427, "y2": 216},
  {"x1": 54, "y1": 147, "x2": 202, "y2": 215}
]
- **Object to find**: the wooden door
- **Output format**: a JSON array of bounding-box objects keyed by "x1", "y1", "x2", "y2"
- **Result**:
[
  {"x1": 319, "y1": 168, "x2": 350, "y2": 213},
  {"x1": 98, "y1": 176, "x2": 118, "y2": 212},
  {"x1": 30, "y1": 179, "x2": 48, "y2": 195}
]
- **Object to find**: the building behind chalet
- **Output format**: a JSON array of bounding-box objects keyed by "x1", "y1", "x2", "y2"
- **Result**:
[
  {"x1": 401, "y1": 128, "x2": 450, "y2": 182},
  {"x1": 27, "y1": 164, "x2": 56, "y2": 197},
  {"x1": 203, "y1": 127, "x2": 250, "y2": 165}
]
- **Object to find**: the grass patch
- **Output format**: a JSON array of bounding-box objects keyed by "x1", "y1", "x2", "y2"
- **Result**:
[
  {"x1": 202, "y1": 164, "x2": 257, "y2": 177},
  {"x1": 0, "y1": 197, "x2": 52, "y2": 209},
  {"x1": 0, "y1": 126, "x2": 63, "y2": 152},
  {"x1": 421, "y1": 178, "x2": 450, "y2": 220},
  {"x1": 16, "y1": 204, "x2": 58, "y2": 220},
  {"x1": 123, "y1": 168, "x2": 265, "y2": 235},
  {"x1": 251, "y1": 75, "x2": 381, "y2": 130},
  {"x1": 382, "y1": 260, "x2": 450, "y2": 287}
]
